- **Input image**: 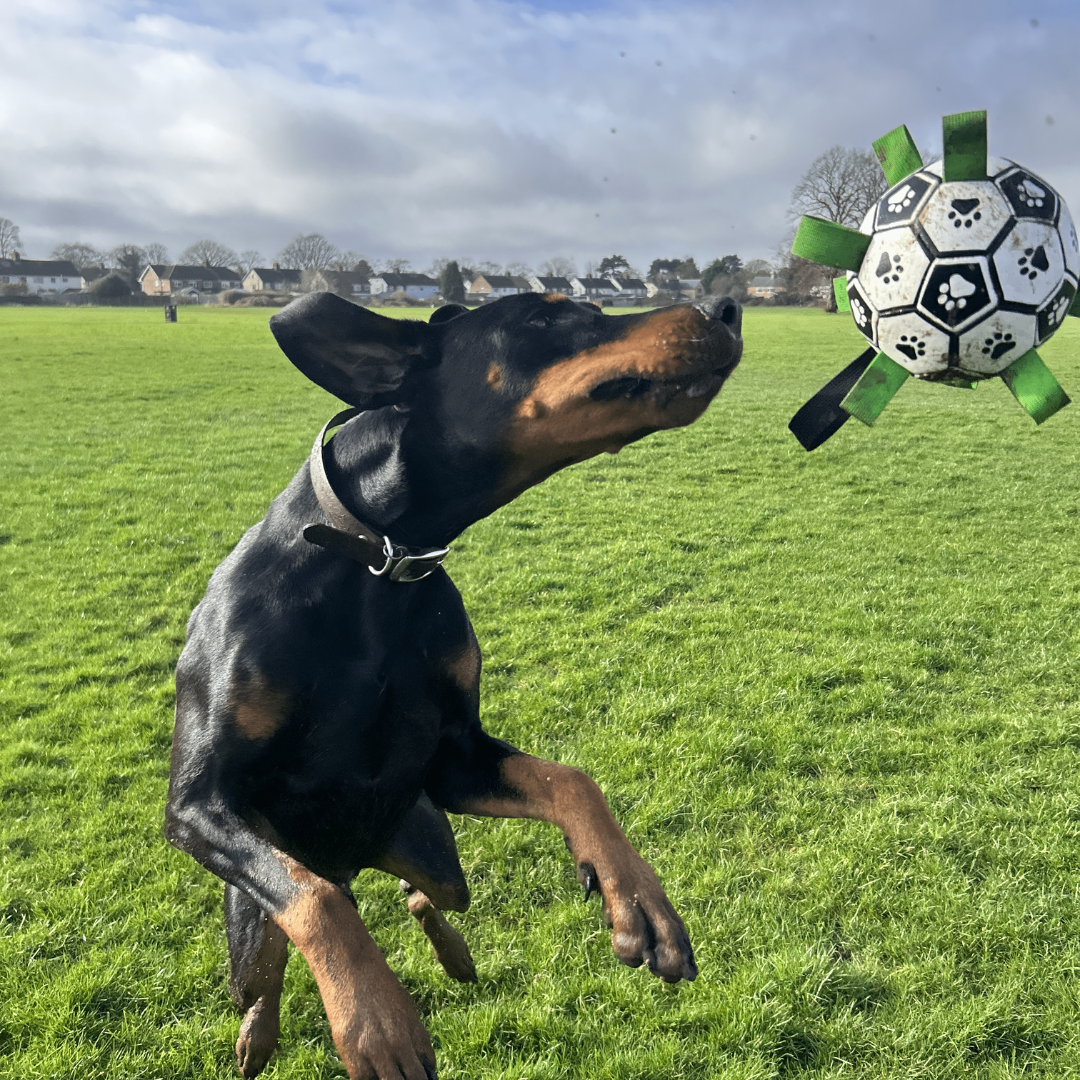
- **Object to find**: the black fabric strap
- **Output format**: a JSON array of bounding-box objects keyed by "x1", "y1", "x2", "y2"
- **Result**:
[{"x1": 788, "y1": 348, "x2": 877, "y2": 451}]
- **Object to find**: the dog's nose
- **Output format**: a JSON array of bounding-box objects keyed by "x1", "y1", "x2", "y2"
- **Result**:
[{"x1": 694, "y1": 295, "x2": 742, "y2": 337}]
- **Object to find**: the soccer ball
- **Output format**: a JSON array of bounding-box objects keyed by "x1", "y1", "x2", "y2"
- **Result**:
[{"x1": 847, "y1": 158, "x2": 1080, "y2": 380}]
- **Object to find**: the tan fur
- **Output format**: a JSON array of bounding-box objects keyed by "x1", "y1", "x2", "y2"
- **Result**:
[
  {"x1": 406, "y1": 888, "x2": 477, "y2": 983},
  {"x1": 486, "y1": 362, "x2": 504, "y2": 391},
  {"x1": 272, "y1": 853, "x2": 435, "y2": 1079},
  {"x1": 231, "y1": 676, "x2": 291, "y2": 741}
]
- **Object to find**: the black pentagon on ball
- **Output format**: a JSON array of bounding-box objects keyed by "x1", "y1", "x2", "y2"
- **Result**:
[
  {"x1": 996, "y1": 168, "x2": 1059, "y2": 224},
  {"x1": 847, "y1": 279, "x2": 875, "y2": 341},
  {"x1": 1037, "y1": 279, "x2": 1077, "y2": 345},
  {"x1": 917, "y1": 260, "x2": 995, "y2": 332},
  {"x1": 876, "y1": 172, "x2": 937, "y2": 229}
]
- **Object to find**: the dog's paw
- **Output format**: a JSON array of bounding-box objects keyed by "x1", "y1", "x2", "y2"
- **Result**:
[
  {"x1": 235, "y1": 996, "x2": 279, "y2": 1078},
  {"x1": 581, "y1": 857, "x2": 697, "y2": 984},
  {"x1": 333, "y1": 976, "x2": 438, "y2": 1080}
]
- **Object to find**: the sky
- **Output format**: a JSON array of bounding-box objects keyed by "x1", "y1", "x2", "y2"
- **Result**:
[{"x1": 2, "y1": 0, "x2": 1078, "y2": 274}]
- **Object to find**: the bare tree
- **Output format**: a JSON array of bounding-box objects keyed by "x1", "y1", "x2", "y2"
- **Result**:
[
  {"x1": 108, "y1": 244, "x2": 147, "y2": 284},
  {"x1": 789, "y1": 145, "x2": 887, "y2": 229},
  {"x1": 52, "y1": 242, "x2": 102, "y2": 266},
  {"x1": 381, "y1": 257, "x2": 412, "y2": 273},
  {"x1": 504, "y1": 261, "x2": 535, "y2": 279},
  {"x1": 276, "y1": 234, "x2": 340, "y2": 271},
  {"x1": 235, "y1": 250, "x2": 263, "y2": 276},
  {"x1": 332, "y1": 250, "x2": 365, "y2": 272},
  {"x1": 179, "y1": 239, "x2": 240, "y2": 267},
  {"x1": 0, "y1": 218, "x2": 21, "y2": 258},
  {"x1": 145, "y1": 242, "x2": 170, "y2": 265}
]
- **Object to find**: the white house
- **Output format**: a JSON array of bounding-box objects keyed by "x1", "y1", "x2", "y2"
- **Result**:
[
  {"x1": 243, "y1": 265, "x2": 303, "y2": 292},
  {"x1": 746, "y1": 276, "x2": 782, "y2": 299},
  {"x1": 569, "y1": 276, "x2": 619, "y2": 301},
  {"x1": 528, "y1": 276, "x2": 573, "y2": 295},
  {"x1": 607, "y1": 277, "x2": 649, "y2": 302},
  {"x1": 0, "y1": 255, "x2": 82, "y2": 294},
  {"x1": 369, "y1": 272, "x2": 439, "y2": 300}
]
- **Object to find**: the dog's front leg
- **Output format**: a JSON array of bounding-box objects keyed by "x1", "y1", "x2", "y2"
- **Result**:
[
  {"x1": 166, "y1": 798, "x2": 436, "y2": 1080},
  {"x1": 437, "y1": 749, "x2": 697, "y2": 984}
]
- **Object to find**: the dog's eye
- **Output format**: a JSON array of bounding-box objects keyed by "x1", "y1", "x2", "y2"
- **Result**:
[{"x1": 524, "y1": 314, "x2": 553, "y2": 329}]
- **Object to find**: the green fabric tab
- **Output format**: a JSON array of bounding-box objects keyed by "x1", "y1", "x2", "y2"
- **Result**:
[
  {"x1": 791, "y1": 216, "x2": 871, "y2": 272},
  {"x1": 840, "y1": 352, "x2": 909, "y2": 426},
  {"x1": 872, "y1": 124, "x2": 923, "y2": 186},
  {"x1": 1069, "y1": 290, "x2": 1080, "y2": 318},
  {"x1": 833, "y1": 276, "x2": 851, "y2": 312},
  {"x1": 999, "y1": 349, "x2": 1071, "y2": 424},
  {"x1": 942, "y1": 110, "x2": 988, "y2": 182}
]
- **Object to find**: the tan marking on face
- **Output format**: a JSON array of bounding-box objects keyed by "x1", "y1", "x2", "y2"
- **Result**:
[
  {"x1": 494, "y1": 306, "x2": 731, "y2": 504},
  {"x1": 486, "y1": 362, "x2": 504, "y2": 391},
  {"x1": 544, "y1": 292, "x2": 567, "y2": 302},
  {"x1": 231, "y1": 676, "x2": 291, "y2": 740}
]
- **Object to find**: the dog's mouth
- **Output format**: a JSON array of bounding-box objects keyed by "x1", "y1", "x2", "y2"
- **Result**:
[{"x1": 588, "y1": 366, "x2": 730, "y2": 406}]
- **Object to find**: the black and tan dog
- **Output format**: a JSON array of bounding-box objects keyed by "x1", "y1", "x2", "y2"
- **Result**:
[{"x1": 165, "y1": 290, "x2": 743, "y2": 1079}]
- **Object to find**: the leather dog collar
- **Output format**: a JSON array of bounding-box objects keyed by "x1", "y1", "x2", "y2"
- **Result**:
[{"x1": 302, "y1": 408, "x2": 449, "y2": 582}]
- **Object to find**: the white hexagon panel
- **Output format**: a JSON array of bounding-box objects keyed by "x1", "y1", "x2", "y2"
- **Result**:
[
  {"x1": 955, "y1": 310, "x2": 1036, "y2": 377},
  {"x1": 992, "y1": 220, "x2": 1066, "y2": 307},
  {"x1": 875, "y1": 311, "x2": 950, "y2": 376},
  {"x1": 1057, "y1": 200, "x2": 1080, "y2": 279},
  {"x1": 856, "y1": 228, "x2": 931, "y2": 312},
  {"x1": 917, "y1": 256, "x2": 998, "y2": 333},
  {"x1": 917, "y1": 180, "x2": 1013, "y2": 254}
]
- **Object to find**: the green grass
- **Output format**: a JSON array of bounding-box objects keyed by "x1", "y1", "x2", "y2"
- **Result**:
[{"x1": 3, "y1": 304, "x2": 1080, "y2": 1078}]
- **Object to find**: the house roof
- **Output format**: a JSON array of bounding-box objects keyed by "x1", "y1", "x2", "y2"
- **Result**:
[
  {"x1": 248, "y1": 267, "x2": 303, "y2": 284},
  {"x1": 610, "y1": 277, "x2": 646, "y2": 290},
  {"x1": 375, "y1": 272, "x2": 437, "y2": 286},
  {"x1": 749, "y1": 276, "x2": 777, "y2": 287},
  {"x1": 475, "y1": 274, "x2": 518, "y2": 289},
  {"x1": 576, "y1": 277, "x2": 618, "y2": 290},
  {"x1": 320, "y1": 270, "x2": 370, "y2": 287},
  {"x1": 160, "y1": 264, "x2": 241, "y2": 279},
  {"x1": 0, "y1": 258, "x2": 80, "y2": 276},
  {"x1": 533, "y1": 276, "x2": 572, "y2": 290}
]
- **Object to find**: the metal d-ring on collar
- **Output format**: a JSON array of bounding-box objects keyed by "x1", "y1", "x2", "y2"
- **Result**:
[{"x1": 302, "y1": 408, "x2": 449, "y2": 583}]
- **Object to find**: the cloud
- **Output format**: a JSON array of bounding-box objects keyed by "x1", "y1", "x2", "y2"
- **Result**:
[{"x1": 1, "y1": 0, "x2": 1077, "y2": 269}]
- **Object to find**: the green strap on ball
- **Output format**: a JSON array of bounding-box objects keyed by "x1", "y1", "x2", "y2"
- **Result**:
[
  {"x1": 840, "y1": 352, "x2": 910, "y2": 426},
  {"x1": 792, "y1": 216, "x2": 871, "y2": 272},
  {"x1": 1069, "y1": 291, "x2": 1080, "y2": 318},
  {"x1": 833, "y1": 277, "x2": 851, "y2": 312},
  {"x1": 872, "y1": 124, "x2": 923, "y2": 186},
  {"x1": 943, "y1": 110, "x2": 988, "y2": 182},
  {"x1": 999, "y1": 349, "x2": 1070, "y2": 424}
]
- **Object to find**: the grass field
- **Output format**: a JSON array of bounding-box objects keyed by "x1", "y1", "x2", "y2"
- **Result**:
[{"x1": 3, "y1": 303, "x2": 1080, "y2": 1079}]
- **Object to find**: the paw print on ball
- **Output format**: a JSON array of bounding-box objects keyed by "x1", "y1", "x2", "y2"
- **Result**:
[
  {"x1": 875, "y1": 252, "x2": 903, "y2": 283},
  {"x1": 851, "y1": 295, "x2": 868, "y2": 327},
  {"x1": 895, "y1": 334, "x2": 927, "y2": 362},
  {"x1": 937, "y1": 273, "x2": 976, "y2": 311},
  {"x1": 1017, "y1": 245, "x2": 1050, "y2": 280},
  {"x1": 888, "y1": 185, "x2": 917, "y2": 214},
  {"x1": 981, "y1": 331, "x2": 1016, "y2": 361},
  {"x1": 948, "y1": 198, "x2": 982, "y2": 229}
]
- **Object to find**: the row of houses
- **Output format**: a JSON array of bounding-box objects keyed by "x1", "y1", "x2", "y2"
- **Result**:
[{"x1": 2, "y1": 251, "x2": 775, "y2": 303}]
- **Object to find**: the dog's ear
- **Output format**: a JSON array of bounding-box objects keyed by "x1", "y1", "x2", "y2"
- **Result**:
[
  {"x1": 269, "y1": 293, "x2": 432, "y2": 408},
  {"x1": 429, "y1": 304, "x2": 468, "y2": 325}
]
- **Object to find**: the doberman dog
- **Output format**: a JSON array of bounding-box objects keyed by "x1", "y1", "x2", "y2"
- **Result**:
[{"x1": 165, "y1": 290, "x2": 743, "y2": 1079}]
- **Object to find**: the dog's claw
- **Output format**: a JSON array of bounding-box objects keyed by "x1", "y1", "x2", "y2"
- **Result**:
[{"x1": 578, "y1": 861, "x2": 599, "y2": 901}]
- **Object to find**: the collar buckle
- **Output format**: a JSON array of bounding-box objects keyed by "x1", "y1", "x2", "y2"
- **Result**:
[{"x1": 369, "y1": 536, "x2": 450, "y2": 583}]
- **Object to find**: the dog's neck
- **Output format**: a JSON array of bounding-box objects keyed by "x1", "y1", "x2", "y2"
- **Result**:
[{"x1": 322, "y1": 407, "x2": 500, "y2": 549}]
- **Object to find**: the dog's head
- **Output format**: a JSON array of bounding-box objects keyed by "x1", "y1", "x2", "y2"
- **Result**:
[{"x1": 270, "y1": 291, "x2": 742, "y2": 516}]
